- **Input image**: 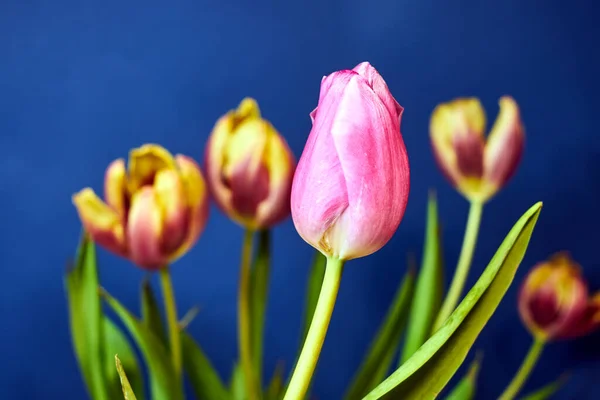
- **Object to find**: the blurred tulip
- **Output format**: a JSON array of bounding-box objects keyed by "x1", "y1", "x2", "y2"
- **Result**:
[
  {"x1": 205, "y1": 98, "x2": 295, "y2": 230},
  {"x1": 72, "y1": 144, "x2": 209, "y2": 270},
  {"x1": 518, "y1": 252, "x2": 600, "y2": 340},
  {"x1": 430, "y1": 96, "x2": 524, "y2": 202},
  {"x1": 291, "y1": 61, "x2": 410, "y2": 261}
]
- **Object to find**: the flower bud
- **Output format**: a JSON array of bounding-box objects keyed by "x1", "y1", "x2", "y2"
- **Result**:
[
  {"x1": 518, "y1": 252, "x2": 600, "y2": 340},
  {"x1": 430, "y1": 96, "x2": 524, "y2": 202},
  {"x1": 72, "y1": 144, "x2": 209, "y2": 270},
  {"x1": 291, "y1": 62, "x2": 410, "y2": 261},
  {"x1": 205, "y1": 98, "x2": 295, "y2": 230}
]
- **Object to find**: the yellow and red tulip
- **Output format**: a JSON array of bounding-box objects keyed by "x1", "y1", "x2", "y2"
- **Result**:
[
  {"x1": 430, "y1": 96, "x2": 524, "y2": 202},
  {"x1": 204, "y1": 97, "x2": 295, "y2": 230},
  {"x1": 72, "y1": 144, "x2": 209, "y2": 270},
  {"x1": 518, "y1": 252, "x2": 600, "y2": 340}
]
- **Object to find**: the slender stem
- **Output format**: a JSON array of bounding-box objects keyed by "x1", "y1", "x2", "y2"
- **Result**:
[
  {"x1": 159, "y1": 266, "x2": 182, "y2": 377},
  {"x1": 283, "y1": 257, "x2": 344, "y2": 400},
  {"x1": 238, "y1": 229, "x2": 257, "y2": 400},
  {"x1": 498, "y1": 338, "x2": 545, "y2": 400},
  {"x1": 432, "y1": 200, "x2": 483, "y2": 332}
]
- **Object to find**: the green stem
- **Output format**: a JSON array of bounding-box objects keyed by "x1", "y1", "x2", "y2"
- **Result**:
[
  {"x1": 498, "y1": 338, "x2": 545, "y2": 400},
  {"x1": 159, "y1": 265, "x2": 182, "y2": 378},
  {"x1": 283, "y1": 257, "x2": 344, "y2": 400},
  {"x1": 238, "y1": 229, "x2": 257, "y2": 400},
  {"x1": 432, "y1": 200, "x2": 483, "y2": 332}
]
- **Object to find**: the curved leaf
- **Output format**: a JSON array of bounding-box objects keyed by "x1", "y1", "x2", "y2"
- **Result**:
[
  {"x1": 104, "y1": 318, "x2": 145, "y2": 400},
  {"x1": 115, "y1": 354, "x2": 138, "y2": 400},
  {"x1": 363, "y1": 202, "x2": 543, "y2": 400},
  {"x1": 101, "y1": 288, "x2": 182, "y2": 400},
  {"x1": 64, "y1": 234, "x2": 109, "y2": 400},
  {"x1": 181, "y1": 331, "x2": 230, "y2": 400},
  {"x1": 401, "y1": 191, "x2": 444, "y2": 363},
  {"x1": 345, "y1": 268, "x2": 415, "y2": 399},
  {"x1": 443, "y1": 354, "x2": 482, "y2": 400}
]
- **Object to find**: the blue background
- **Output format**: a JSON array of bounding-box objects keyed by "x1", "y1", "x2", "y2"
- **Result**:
[{"x1": 1, "y1": 0, "x2": 598, "y2": 398}]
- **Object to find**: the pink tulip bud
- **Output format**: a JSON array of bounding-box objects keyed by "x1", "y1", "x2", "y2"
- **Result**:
[
  {"x1": 205, "y1": 98, "x2": 296, "y2": 230},
  {"x1": 72, "y1": 144, "x2": 209, "y2": 270},
  {"x1": 430, "y1": 96, "x2": 524, "y2": 202},
  {"x1": 518, "y1": 252, "x2": 600, "y2": 340},
  {"x1": 291, "y1": 62, "x2": 410, "y2": 261}
]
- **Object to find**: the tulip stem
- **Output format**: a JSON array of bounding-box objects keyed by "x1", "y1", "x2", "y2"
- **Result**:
[
  {"x1": 238, "y1": 229, "x2": 258, "y2": 400},
  {"x1": 159, "y1": 265, "x2": 182, "y2": 378},
  {"x1": 433, "y1": 200, "x2": 483, "y2": 332},
  {"x1": 283, "y1": 256, "x2": 344, "y2": 400},
  {"x1": 498, "y1": 337, "x2": 545, "y2": 400}
]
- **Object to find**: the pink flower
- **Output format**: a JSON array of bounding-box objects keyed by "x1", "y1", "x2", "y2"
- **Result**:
[{"x1": 291, "y1": 62, "x2": 410, "y2": 261}]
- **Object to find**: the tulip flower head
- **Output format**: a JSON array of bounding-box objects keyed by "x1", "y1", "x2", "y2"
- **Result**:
[
  {"x1": 205, "y1": 98, "x2": 295, "y2": 230},
  {"x1": 518, "y1": 252, "x2": 600, "y2": 341},
  {"x1": 72, "y1": 144, "x2": 209, "y2": 270},
  {"x1": 430, "y1": 96, "x2": 524, "y2": 203},
  {"x1": 291, "y1": 61, "x2": 410, "y2": 261}
]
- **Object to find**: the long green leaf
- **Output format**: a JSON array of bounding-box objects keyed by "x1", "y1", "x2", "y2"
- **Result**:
[
  {"x1": 230, "y1": 363, "x2": 245, "y2": 400},
  {"x1": 443, "y1": 354, "x2": 482, "y2": 400},
  {"x1": 181, "y1": 331, "x2": 230, "y2": 400},
  {"x1": 401, "y1": 191, "x2": 444, "y2": 363},
  {"x1": 141, "y1": 277, "x2": 167, "y2": 348},
  {"x1": 363, "y1": 202, "x2": 543, "y2": 400},
  {"x1": 519, "y1": 374, "x2": 568, "y2": 400},
  {"x1": 115, "y1": 354, "x2": 138, "y2": 400},
  {"x1": 251, "y1": 229, "x2": 271, "y2": 388},
  {"x1": 64, "y1": 234, "x2": 109, "y2": 400},
  {"x1": 344, "y1": 268, "x2": 415, "y2": 400},
  {"x1": 104, "y1": 318, "x2": 145, "y2": 400},
  {"x1": 101, "y1": 288, "x2": 182, "y2": 400}
]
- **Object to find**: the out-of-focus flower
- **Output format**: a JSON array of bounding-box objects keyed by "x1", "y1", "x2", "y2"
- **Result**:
[
  {"x1": 430, "y1": 96, "x2": 524, "y2": 203},
  {"x1": 205, "y1": 98, "x2": 295, "y2": 230},
  {"x1": 291, "y1": 61, "x2": 410, "y2": 261},
  {"x1": 72, "y1": 144, "x2": 209, "y2": 270},
  {"x1": 518, "y1": 252, "x2": 600, "y2": 341}
]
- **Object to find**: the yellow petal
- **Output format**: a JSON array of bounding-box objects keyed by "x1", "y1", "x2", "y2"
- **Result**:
[
  {"x1": 483, "y1": 96, "x2": 524, "y2": 188},
  {"x1": 126, "y1": 187, "x2": 165, "y2": 269},
  {"x1": 72, "y1": 188, "x2": 126, "y2": 255},
  {"x1": 235, "y1": 97, "x2": 261, "y2": 120},
  {"x1": 170, "y1": 155, "x2": 209, "y2": 261},
  {"x1": 104, "y1": 158, "x2": 128, "y2": 219},
  {"x1": 127, "y1": 144, "x2": 176, "y2": 193},
  {"x1": 153, "y1": 169, "x2": 188, "y2": 254},
  {"x1": 223, "y1": 118, "x2": 268, "y2": 181}
]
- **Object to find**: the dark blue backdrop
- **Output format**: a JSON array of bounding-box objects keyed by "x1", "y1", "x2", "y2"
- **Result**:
[{"x1": 1, "y1": 0, "x2": 598, "y2": 398}]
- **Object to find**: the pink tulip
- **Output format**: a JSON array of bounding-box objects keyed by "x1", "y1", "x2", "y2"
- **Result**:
[{"x1": 291, "y1": 62, "x2": 410, "y2": 261}]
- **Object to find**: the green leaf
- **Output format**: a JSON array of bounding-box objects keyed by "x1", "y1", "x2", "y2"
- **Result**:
[
  {"x1": 443, "y1": 353, "x2": 482, "y2": 400},
  {"x1": 250, "y1": 229, "x2": 271, "y2": 388},
  {"x1": 104, "y1": 319, "x2": 145, "y2": 400},
  {"x1": 230, "y1": 363, "x2": 245, "y2": 400},
  {"x1": 64, "y1": 234, "x2": 109, "y2": 400},
  {"x1": 363, "y1": 202, "x2": 543, "y2": 400},
  {"x1": 344, "y1": 268, "x2": 415, "y2": 400},
  {"x1": 265, "y1": 362, "x2": 285, "y2": 400},
  {"x1": 301, "y1": 251, "x2": 327, "y2": 344},
  {"x1": 115, "y1": 354, "x2": 138, "y2": 400},
  {"x1": 101, "y1": 288, "x2": 182, "y2": 400},
  {"x1": 141, "y1": 277, "x2": 167, "y2": 348},
  {"x1": 401, "y1": 191, "x2": 444, "y2": 363},
  {"x1": 181, "y1": 331, "x2": 230, "y2": 400},
  {"x1": 519, "y1": 374, "x2": 568, "y2": 400}
]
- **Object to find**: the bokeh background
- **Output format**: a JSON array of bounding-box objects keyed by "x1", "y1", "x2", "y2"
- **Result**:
[{"x1": 1, "y1": 0, "x2": 598, "y2": 398}]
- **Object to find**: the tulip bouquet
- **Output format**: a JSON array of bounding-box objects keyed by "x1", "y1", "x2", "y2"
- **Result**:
[{"x1": 65, "y1": 62, "x2": 599, "y2": 400}]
